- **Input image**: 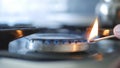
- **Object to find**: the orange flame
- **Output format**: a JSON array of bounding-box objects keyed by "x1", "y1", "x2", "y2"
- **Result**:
[
  {"x1": 15, "y1": 30, "x2": 23, "y2": 38},
  {"x1": 86, "y1": 18, "x2": 99, "y2": 42},
  {"x1": 103, "y1": 29, "x2": 110, "y2": 36}
]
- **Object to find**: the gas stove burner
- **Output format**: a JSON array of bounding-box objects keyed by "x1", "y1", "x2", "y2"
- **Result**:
[{"x1": 9, "y1": 33, "x2": 89, "y2": 54}]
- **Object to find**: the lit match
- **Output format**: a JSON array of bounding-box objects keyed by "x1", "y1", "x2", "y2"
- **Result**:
[{"x1": 90, "y1": 24, "x2": 120, "y2": 43}]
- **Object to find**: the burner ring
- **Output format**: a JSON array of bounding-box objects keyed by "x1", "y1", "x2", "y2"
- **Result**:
[{"x1": 9, "y1": 33, "x2": 89, "y2": 54}]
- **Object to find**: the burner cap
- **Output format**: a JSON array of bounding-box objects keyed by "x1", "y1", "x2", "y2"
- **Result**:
[{"x1": 9, "y1": 33, "x2": 89, "y2": 54}]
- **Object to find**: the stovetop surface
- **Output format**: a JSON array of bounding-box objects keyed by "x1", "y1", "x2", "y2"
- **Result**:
[{"x1": 0, "y1": 27, "x2": 119, "y2": 68}]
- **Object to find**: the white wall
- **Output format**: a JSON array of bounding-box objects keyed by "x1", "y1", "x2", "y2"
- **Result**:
[{"x1": 0, "y1": 0, "x2": 99, "y2": 28}]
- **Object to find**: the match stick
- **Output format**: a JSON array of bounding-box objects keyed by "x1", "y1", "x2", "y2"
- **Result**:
[{"x1": 90, "y1": 35, "x2": 115, "y2": 42}]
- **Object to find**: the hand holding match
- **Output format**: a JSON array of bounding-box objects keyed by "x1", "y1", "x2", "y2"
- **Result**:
[
  {"x1": 113, "y1": 24, "x2": 120, "y2": 39},
  {"x1": 90, "y1": 24, "x2": 120, "y2": 42}
]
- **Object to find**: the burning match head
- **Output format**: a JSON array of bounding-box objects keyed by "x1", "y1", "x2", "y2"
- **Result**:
[{"x1": 113, "y1": 24, "x2": 120, "y2": 39}]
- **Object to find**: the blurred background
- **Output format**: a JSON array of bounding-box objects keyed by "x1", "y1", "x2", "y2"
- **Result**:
[{"x1": 0, "y1": 0, "x2": 98, "y2": 28}]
